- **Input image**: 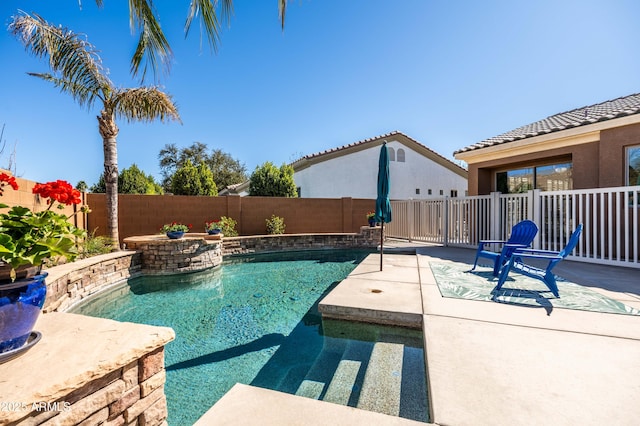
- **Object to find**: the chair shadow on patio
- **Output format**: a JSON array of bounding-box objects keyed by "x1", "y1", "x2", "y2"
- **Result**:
[
  {"x1": 489, "y1": 286, "x2": 555, "y2": 315},
  {"x1": 470, "y1": 268, "x2": 555, "y2": 315}
]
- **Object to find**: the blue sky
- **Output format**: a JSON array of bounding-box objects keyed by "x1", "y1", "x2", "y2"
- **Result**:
[{"x1": 1, "y1": 1, "x2": 639, "y2": 188}]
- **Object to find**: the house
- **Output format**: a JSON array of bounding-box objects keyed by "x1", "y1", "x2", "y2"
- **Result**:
[
  {"x1": 292, "y1": 131, "x2": 467, "y2": 199},
  {"x1": 221, "y1": 131, "x2": 468, "y2": 199},
  {"x1": 454, "y1": 93, "x2": 640, "y2": 195}
]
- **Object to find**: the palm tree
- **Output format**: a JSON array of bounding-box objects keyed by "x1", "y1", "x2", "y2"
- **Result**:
[
  {"x1": 88, "y1": 0, "x2": 288, "y2": 81},
  {"x1": 9, "y1": 12, "x2": 181, "y2": 247}
]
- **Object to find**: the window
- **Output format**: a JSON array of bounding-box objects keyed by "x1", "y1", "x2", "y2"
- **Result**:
[
  {"x1": 497, "y1": 168, "x2": 533, "y2": 193},
  {"x1": 397, "y1": 148, "x2": 405, "y2": 162},
  {"x1": 496, "y1": 162, "x2": 572, "y2": 193},
  {"x1": 428, "y1": 189, "x2": 432, "y2": 195},
  {"x1": 296, "y1": 187, "x2": 301, "y2": 197},
  {"x1": 388, "y1": 147, "x2": 395, "y2": 161},
  {"x1": 439, "y1": 189, "x2": 443, "y2": 195},
  {"x1": 536, "y1": 163, "x2": 572, "y2": 191},
  {"x1": 450, "y1": 190, "x2": 458, "y2": 197},
  {"x1": 627, "y1": 145, "x2": 640, "y2": 186},
  {"x1": 415, "y1": 188, "x2": 420, "y2": 195}
]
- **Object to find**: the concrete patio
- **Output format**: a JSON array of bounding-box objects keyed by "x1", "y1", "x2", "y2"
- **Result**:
[{"x1": 197, "y1": 244, "x2": 640, "y2": 425}]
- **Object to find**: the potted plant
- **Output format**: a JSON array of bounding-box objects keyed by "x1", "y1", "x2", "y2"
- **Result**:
[
  {"x1": 0, "y1": 174, "x2": 88, "y2": 355},
  {"x1": 366, "y1": 211, "x2": 376, "y2": 227},
  {"x1": 160, "y1": 222, "x2": 191, "y2": 239},
  {"x1": 205, "y1": 220, "x2": 221, "y2": 235}
]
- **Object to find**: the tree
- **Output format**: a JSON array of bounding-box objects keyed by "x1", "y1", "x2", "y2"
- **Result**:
[
  {"x1": 82, "y1": 0, "x2": 288, "y2": 81},
  {"x1": 76, "y1": 181, "x2": 88, "y2": 192},
  {"x1": 89, "y1": 164, "x2": 163, "y2": 194},
  {"x1": 159, "y1": 142, "x2": 246, "y2": 192},
  {"x1": 89, "y1": 175, "x2": 106, "y2": 193},
  {"x1": 171, "y1": 159, "x2": 218, "y2": 196},
  {"x1": 209, "y1": 149, "x2": 248, "y2": 192},
  {"x1": 119, "y1": 164, "x2": 163, "y2": 194},
  {"x1": 10, "y1": 13, "x2": 180, "y2": 246},
  {"x1": 249, "y1": 162, "x2": 297, "y2": 197}
]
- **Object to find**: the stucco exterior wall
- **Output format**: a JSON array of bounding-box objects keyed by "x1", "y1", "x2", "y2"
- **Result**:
[
  {"x1": 599, "y1": 123, "x2": 640, "y2": 187},
  {"x1": 466, "y1": 141, "x2": 600, "y2": 195},
  {"x1": 294, "y1": 139, "x2": 467, "y2": 199}
]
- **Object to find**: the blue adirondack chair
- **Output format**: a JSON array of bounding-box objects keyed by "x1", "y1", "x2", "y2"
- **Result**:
[
  {"x1": 495, "y1": 224, "x2": 583, "y2": 297},
  {"x1": 471, "y1": 220, "x2": 539, "y2": 276}
]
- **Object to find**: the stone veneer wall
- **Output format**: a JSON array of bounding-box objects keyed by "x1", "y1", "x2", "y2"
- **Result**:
[
  {"x1": 123, "y1": 234, "x2": 223, "y2": 275},
  {"x1": 223, "y1": 226, "x2": 381, "y2": 256},
  {"x1": 43, "y1": 251, "x2": 142, "y2": 313},
  {"x1": 12, "y1": 347, "x2": 170, "y2": 425},
  {"x1": 0, "y1": 313, "x2": 174, "y2": 426}
]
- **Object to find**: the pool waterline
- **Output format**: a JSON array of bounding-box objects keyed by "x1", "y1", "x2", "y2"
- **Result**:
[{"x1": 70, "y1": 249, "x2": 429, "y2": 425}]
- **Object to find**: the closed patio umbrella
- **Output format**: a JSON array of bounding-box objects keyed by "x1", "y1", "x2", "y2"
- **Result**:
[{"x1": 375, "y1": 141, "x2": 392, "y2": 271}]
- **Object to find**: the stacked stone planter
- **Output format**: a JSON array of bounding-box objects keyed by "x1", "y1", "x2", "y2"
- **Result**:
[{"x1": 123, "y1": 233, "x2": 223, "y2": 275}]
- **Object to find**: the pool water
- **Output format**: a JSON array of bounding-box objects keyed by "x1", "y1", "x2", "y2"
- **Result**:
[{"x1": 72, "y1": 250, "x2": 428, "y2": 425}]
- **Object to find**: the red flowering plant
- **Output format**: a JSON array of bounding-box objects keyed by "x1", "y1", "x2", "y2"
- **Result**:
[{"x1": 0, "y1": 174, "x2": 89, "y2": 281}]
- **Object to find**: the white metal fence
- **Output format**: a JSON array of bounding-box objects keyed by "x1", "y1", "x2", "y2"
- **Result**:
[{"x1": 386, "y1": 185, "x2": 640, "y2": 268}]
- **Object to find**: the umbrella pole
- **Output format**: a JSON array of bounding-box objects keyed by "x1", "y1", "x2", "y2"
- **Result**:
[{"x1": 380, "y1": 216, "x2": 384, "y2": 271}]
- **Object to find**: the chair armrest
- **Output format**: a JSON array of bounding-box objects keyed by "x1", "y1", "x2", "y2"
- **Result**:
[
  {"x1": 514, "y1": 248, "x2": 559, "y2": 255},
  {"x1": 512, "y1": 250, "x2": 562, "y2": 260},
  {"x1": 479, "y1": 240, "x2": 507, "y2": 244}
]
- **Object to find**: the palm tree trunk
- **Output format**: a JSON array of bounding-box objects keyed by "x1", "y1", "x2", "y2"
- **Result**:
[{"x1": 98, "y1": 111, "x2": 120, "y2": 248}]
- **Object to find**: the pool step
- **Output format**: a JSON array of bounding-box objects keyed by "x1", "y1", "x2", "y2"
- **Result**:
[
  {"x1": 323, "y1": 359, "x2": 362, "y2": 405},
  {"x1": 295, "y1": 379, "x2": 325, "y2": 399},
  {"x1": 294, "y1": 340, "x2": 405, "y2": 417},
  {"x1": 356, "y1": 342, "x2": 404, "y2": 416},
  {"x1": 294, "y1": 340, "x2": 345, "y2": 399}
]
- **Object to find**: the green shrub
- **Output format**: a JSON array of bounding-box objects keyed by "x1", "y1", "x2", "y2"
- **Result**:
[
  {"x1": 218, "y1": 216, "x2": 238, "y2": 237},
  {"x1": 78, "y1": 230, "x2": 115, "y2": 258},
  {"x1": 265, "y1": 215, "x2": 286, "y2": 235}
]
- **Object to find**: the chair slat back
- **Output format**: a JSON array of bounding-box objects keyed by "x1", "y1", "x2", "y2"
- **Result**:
[
  {"x1": 507, "y1": 220, "x2": 538, "y2": 245},
  {"x1": 558, "y1": 224, "x2": 583, "y2": 258}
]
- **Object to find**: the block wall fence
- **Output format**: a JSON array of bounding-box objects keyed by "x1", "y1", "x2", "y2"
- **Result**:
[{"x1": 87, "y1": 193, "x2": 377, "y2": 242}]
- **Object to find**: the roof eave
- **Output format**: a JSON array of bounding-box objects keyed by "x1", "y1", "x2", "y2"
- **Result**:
[{"x1": 455, "y1": 114, "x2": 640, "y2": 164}]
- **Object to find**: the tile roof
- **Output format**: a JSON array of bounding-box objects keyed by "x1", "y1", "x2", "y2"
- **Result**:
[
  {"x1": 293, "y1": 131, "x2": 402, "y2": 162},
  {"x1": 293, "y1": 130, "x2": 467, "y2": 174},
  {"x1": 454, "y1": 93, "x2": 640, "y2": 154}
]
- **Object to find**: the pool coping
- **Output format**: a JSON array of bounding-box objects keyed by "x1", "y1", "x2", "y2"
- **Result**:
[{"x1": 199, "y1": 244, "x2": 640, "y2": 425}]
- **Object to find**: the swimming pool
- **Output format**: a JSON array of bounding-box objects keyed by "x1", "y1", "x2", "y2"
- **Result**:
[{"x1": 71, "y1": 250, "x2": 428, "y2": 425}]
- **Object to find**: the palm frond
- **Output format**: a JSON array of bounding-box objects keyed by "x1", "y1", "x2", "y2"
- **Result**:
[
  {"x1": 27, "y1": 72, "x2": 103, "y2": 108},
  {"x1": 8, "y1": 11, "x2": 109, "y2": 108},
  {"x1": 279, "y1": 0, "x2": 287, "y2": 29},
  {"x1": 112, "y1": 87, "x2": 181, "y2": 124},
  {"x1": 128, "y1": 0, "x2": 173, "y2": 81},
  {"x1": 185, "y1": 0, "x2": 233, "y2": 53}
]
